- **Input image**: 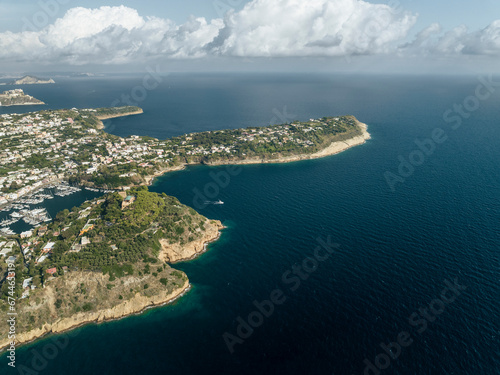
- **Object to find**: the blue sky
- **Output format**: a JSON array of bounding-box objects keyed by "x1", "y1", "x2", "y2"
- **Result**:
[
  {"x1": 0, "y1": 0, "x2": 499, "y2": 73},
  {"x1": 0, "y1": 0, "x2": 242, "y2": 31},
  {"x1": 398, "y1": 0, "x2": 500, "y2": 32},
  {"x1": 2, "y1": 0, "x2": 498, "y2": 33}
]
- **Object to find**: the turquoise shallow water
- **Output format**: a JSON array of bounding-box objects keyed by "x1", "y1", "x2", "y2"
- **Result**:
[{"x1": 1, "y1": 74, "x2": 499, "y2": 374}]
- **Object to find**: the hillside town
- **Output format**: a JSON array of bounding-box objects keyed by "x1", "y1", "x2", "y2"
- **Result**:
[
  {"x1": 0, "y1": 106, "x2": 364, "y2": 355},
  {"x1": 0, "y1": 107, "x2": 359, "y2": 291},
  {"x1": 0, "y1": 107, "x2": 359, "y2": 207},
  {"x1": 0, "y1": 89, "x2": 44, "y2": 106}
]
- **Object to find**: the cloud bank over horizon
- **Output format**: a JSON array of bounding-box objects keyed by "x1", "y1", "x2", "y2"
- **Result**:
[{"x1": 0, "y1": 0, "x2": 499, "y2": 67}]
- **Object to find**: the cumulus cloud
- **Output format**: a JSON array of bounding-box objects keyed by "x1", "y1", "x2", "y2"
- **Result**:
[
  {"x1": 0, "y1": 1, "x2": 499, "y2": 66},
  {"x1": 400, "y1": 23, "x2": 442, "y2": 50},
  {"x1": 0, "y1": 5, "x2": 223, "y2": 64},
  {"x1": 211, "y1": 0, "x2": 417, "y2": 56},
  {"x1": 461, "y1": 20, "x2": 500, "y2": 55},
  {"x1": 401, "y1": 20, "x2": 500, "y2": 57},
  {"x1": 41, "y1": 6, "x2": 146, "y2": 49}
]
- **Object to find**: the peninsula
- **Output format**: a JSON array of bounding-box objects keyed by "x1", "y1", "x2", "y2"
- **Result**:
[
  {"x1": 0, "y1": 188, "x2": 223, "y2": 349},
  {"x1": 0, "y1": 89, "x2": 44, "y2": 107},
  {"x1": 0, "y1": 106, "x2": 369, "y2": 349},
  {"x1": 0, "y1": 106, "x2": 369, "y2": 201},
  {"x1": 0, "y1": 75, "x2": 55, "y2": 85},
  {"x1": 94, "y1": 106, "x2": 144, "y2": 124}
]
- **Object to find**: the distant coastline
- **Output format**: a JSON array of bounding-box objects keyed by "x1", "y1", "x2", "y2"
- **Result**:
[{"x1": 0, "y1": 75, "x2": 55, "y2": 85}]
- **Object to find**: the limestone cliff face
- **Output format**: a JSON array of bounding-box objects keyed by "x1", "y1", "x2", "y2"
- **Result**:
[
  {"x1": 0, "y1": 279, "x2": 190, "y2": 350},
  {"x1": 309, "y1": 121, "x2": 370, "y2": 158},
  {"x1": 144, "y1": 164, "x2": 186, "y2": 185},
  {"x1": 159, "y1": 220, "x2": 224, "y2": 263}
]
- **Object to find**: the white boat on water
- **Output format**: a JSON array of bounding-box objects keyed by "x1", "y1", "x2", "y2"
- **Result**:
[
  {"x1": 204, "y1": 200, "x2": 225, "y2": 205},
  {"x1": 0, "y1": 227, "x2": 15, "y2": 235},
  {"x1": 1, "y1": 218, "x2": 18, "y2": 227}
]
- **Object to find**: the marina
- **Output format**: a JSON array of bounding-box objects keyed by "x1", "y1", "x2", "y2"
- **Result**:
[
  {"x1": 0, "y1": 183, "x2": 104, "y2": 235},
  {"x1": 54, "y1": 184, "x2": 82, "y2": 197},
  {"x1": 0, "y1": 217, "x2": 19, "y2": 226},
  {"x1": 21, "y1": 208, "x2": 52, "y2": 226},
  {"x1": 8, "y1": 207, "x2": 52, "y2": 226},
  {"x1": 84, "y1": 187, "x2": 117, "y2": 193},
  {"x1": 0, "y1": 227, "x2": 15, "y2": 236}
]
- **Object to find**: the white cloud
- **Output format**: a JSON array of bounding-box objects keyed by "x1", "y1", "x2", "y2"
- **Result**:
[
  {"x1": 212, "y1": 0, "x2": 417, "y2": 57},
  {"x1": 461, "y1": 20, "x2": 500, "y2": 55},
  {"x1": 41, "y1": 6, "x2": 146, "y2": 49},
  {"x1": 401, "y1": 20, "x2": 500, "y2": 57},
  {"x1": 0, "y1": 5, "x2": 223, "y2": 65},
  {"x1": 400, "y1": 23, "x2": 442, "y2": 50},
  {"x1": 0, "y1": 2, "x2": 499, "y2": 67}
]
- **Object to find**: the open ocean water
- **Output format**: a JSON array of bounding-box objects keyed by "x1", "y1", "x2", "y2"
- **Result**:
[{"x1": 1, "y1": 74, "x2": 499, "y2": 374}]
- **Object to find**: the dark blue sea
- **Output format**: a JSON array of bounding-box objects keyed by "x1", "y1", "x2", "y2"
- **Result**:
[{"x1": 1, "y1": 74, "x2": 499, "y2": 375}]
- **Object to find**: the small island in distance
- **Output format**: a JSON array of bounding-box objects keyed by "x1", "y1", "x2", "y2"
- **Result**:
[
  {"x1": 0, "y1": 89, "x2": 45, "y2": 106},
  {"x1": 0, "y1": 75, "x2": 55, "y2": 85}
]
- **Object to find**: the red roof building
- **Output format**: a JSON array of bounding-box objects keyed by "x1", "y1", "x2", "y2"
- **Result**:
[{"x1": 46, "y1": 268, "x2": 57, "y2": 275}]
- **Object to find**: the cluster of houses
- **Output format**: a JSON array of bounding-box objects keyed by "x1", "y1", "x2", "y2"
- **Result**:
[
  {"x1": 16, "y1": 202, "x2": 101, "y2": 277},
  {"x1": 183, "y1": 120, "x2": 325, "y2": 156},
  {"x1": 0, "y1": 109, "x2": 339, "y2": 208},
  {"x1": 235, "y1": 122, "x2": 320, "y2": 148},
  {"x1": 17, "y1": 226, "x2": 48, "y2": 263},
  {"x1": 0, "y1": 237, "x2": 34, "y2": 298},
  {"x1": 0, "y1": 239, "x2": 16, "y2": 258},
  {"x1": 0, "y1": 169, "x2": 61, "y2": 204},
  {"x1": 0, "y1": 111, "x2": 171, "y2": 204},
  {"x1": 1, "y1": 89, "x2": 24, "y2": 97},
  {"x1": 0, "y1": 89, "x2": 37, "y2": 106},
  {"x1": 0, "y1": 111, "x2": 75, "y2": 202}
]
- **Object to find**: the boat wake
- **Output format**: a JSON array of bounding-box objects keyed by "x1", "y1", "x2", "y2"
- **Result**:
[{"x1": 204, "y1": 200, "x2": 224, "y2": 205}]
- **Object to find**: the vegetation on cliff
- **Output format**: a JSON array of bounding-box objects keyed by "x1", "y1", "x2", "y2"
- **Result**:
[
  {"x1": 0, "y1": 106, "x2": 365, "y2": 194},
  {"x1": 0, "y1": 89, "x2": 44, "y2": 106},
  {"x1": 6, "y1": 75, "x2": 55, "y2": 85},
  {"x1": 0, "y1": 188, "x2": 221, "y2": 345},
  {"x1": 92, "y1": 106, "x2": 143, "y2": 119}
]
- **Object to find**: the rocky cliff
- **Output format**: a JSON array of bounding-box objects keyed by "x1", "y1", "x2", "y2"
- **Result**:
[{"x1": 159, "y1": 219, "x2": 224, "y2": 263}]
